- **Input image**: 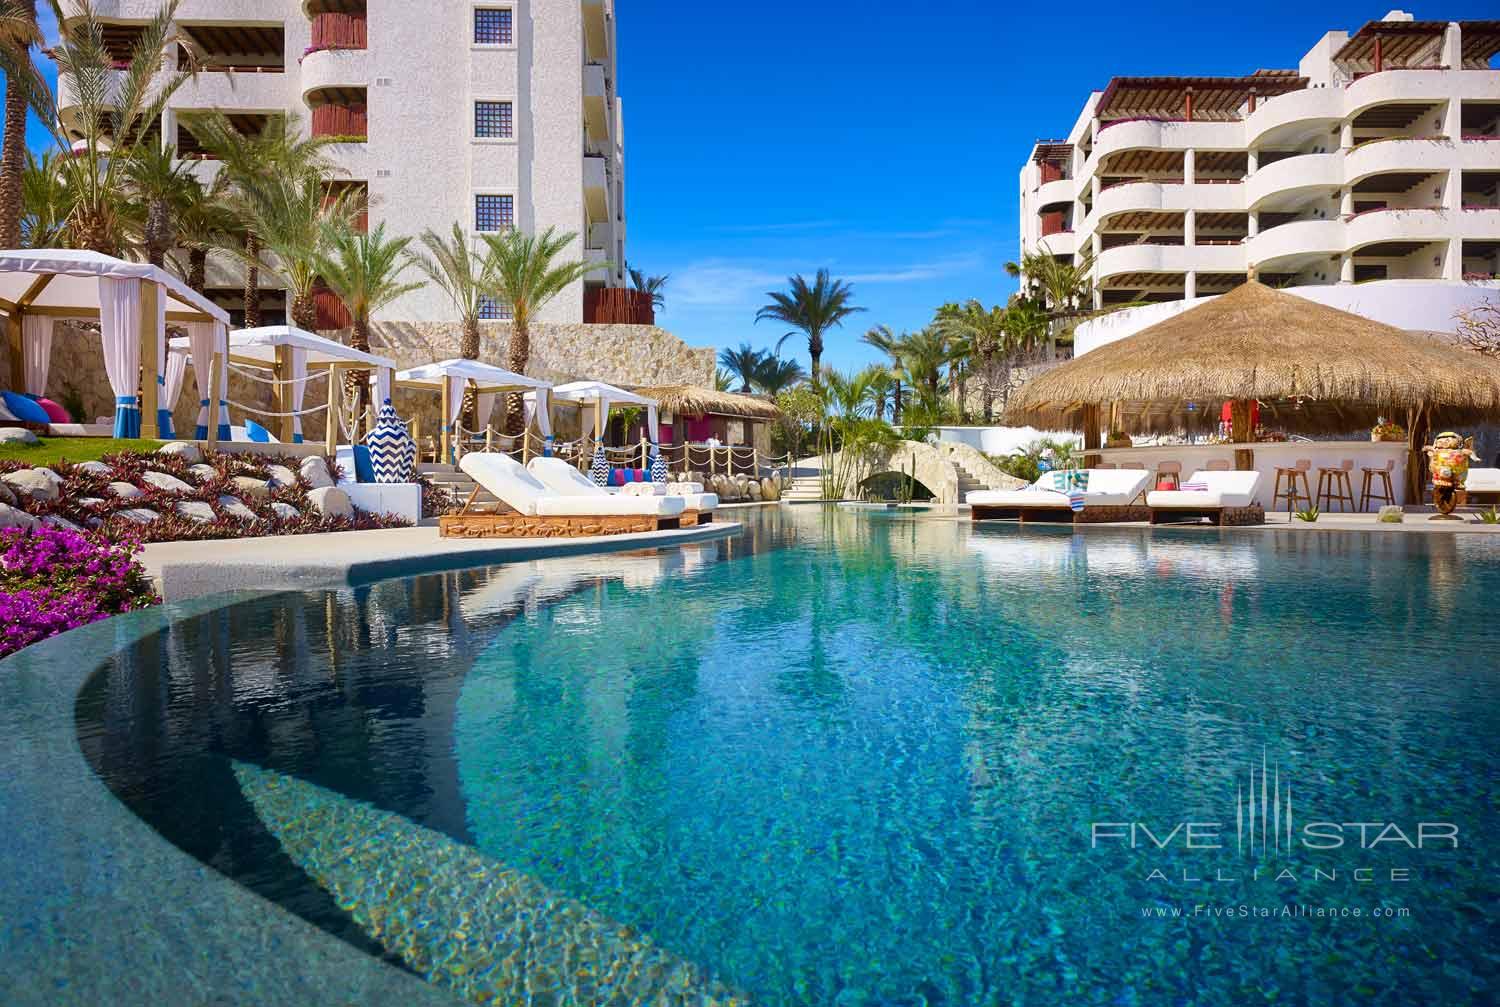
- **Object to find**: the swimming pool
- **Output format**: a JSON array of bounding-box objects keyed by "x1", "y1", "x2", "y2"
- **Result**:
[{"x1": 25, "y1": 509, "x2": 1500, "y2": 1003}]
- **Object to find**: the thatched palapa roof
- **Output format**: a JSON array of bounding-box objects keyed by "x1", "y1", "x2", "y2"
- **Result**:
[
  {"x1": 633, "y1": 385, "x2": 782, "y2": 420},
  {"x1": 1005, "y1": 282, "x2": 1500, "y2": 433}
]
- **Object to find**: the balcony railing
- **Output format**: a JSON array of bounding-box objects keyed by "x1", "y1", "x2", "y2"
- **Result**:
[
  {"x1": 584, "y1": 288, "x2": 654, "y2": 326},
  {"x1": 305, "y1": 13, "x2": 367, "y2": 58},
  {"x1": 311, "y1": 103, "x2": 367, "y2": 141},
  {"x1": 314, "y1": 288, "x2": 351, "y2": 330}
]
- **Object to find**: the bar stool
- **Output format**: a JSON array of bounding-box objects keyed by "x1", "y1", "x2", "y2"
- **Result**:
[
  {"x1": 1155, "y1": 461, "x2": 1182, "y2": 490},
  {"x1": 1273, "y1": 458, "x2": 1313, "y2": 512},
  {"x1": 1360, "y1": 458, "x2": 1397, "y2": 511},
  {"x1": 1096, "y1": 462, "x2": 1117, "y2": 469},
  {"x1": 1206, "y1": 459, "x2": 1232, "y2": 471},
  {"x1": 1316, "y1": 459, "x2": 1357, "y2": 512}
]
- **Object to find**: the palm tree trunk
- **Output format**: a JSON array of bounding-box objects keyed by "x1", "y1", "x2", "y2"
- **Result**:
[
  {"x1": 244, "y1": 233, "x2": 262, "y2": 328},
  {"x1": 0, "y1": 49, "x2": 27, "y2": 250},
  {"x1": 73, "y1": 208, "x2": 116, "y2": 255},
  {"x1": 345, "y1": 315, "x2": 371, "y2": 431},
  {"x1": 461, "y1": 317, "x2": 480, "y2": 360},
  {"x1": 145, "y1": 199, "x2": 171, "y2": 267},
  {"x1": 893, "y1": 379, "x2": 902, "y2": 424},
  {"x1": 505, "y1": 317, "x2": 529, "y2": 436},
  {"x1": 188, "y1": 249, "x2": 208, "y2": 294},
  {"x1": 981, "y1": 352, "x2": 995, "y2": 424},
  {"x1": 290, "y1": 290, "x2": 317, "y2": 331}
]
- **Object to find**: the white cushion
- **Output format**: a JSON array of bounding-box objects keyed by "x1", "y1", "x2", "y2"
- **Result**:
[
  {"x1": 1147, "y1": 470, "x2": 1260, "y2": 509},
  {"x1": 535, "y1": 494, "x2": 685, "y2": 517},
  {"x1": 668, "y1": 482, "x2": 704, "y2": 494},
  {"x1": 621, "y1": 482, "x2": 667, "y2": 497},
  {"x1": 679, "y1": 492, "x2": 717, "y2": 511},
  {"x1": 967, "y1": 488, "x2": 1071, "y2": 507},
  {"x1": 1467, "y1": 468, "x2": 1500, "y2": 492},
  {"x1": 968, "y1": 468, "x2": 1150, "y2": 508},
  {"x1": 461, "y1": 452, "x2": 551, "y2": 517},
  {"x1": 334, "y1": 446, "x2": 357, "y2": 487},
  {"x1": 527, "y1": 456, "x2": 606, "y2": 496},
  {"x1": 0, "y1": 399, "x2": 17, "y2": 422},
  {"x1": 344, "y1": 483, "x2": 422, "y2": 523}
]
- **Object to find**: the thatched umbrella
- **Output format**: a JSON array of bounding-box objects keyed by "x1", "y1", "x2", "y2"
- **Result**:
[
  {"x1": 1005, "y1": 281, "x2": 1500, "y2": 496},
  {"x1": 631, "y1": 385, "x2": 782, "y2": 421}
]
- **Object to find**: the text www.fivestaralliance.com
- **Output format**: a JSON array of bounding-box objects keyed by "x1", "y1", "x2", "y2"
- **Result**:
[{"x1": 1141, "y1": 904, "x2": 1412, "y2": 920}]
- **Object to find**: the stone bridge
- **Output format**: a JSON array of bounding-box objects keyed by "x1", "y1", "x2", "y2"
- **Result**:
[{"x1": 818, "y1": 440, "x2": 1023, "y2": 505}]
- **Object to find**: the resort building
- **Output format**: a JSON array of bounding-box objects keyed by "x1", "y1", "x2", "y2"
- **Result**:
[
  {"x1": 56, "y1": 0, "x2": 634, "y2": 327},
  {"x1": 1018, "y1": 11, "x2": 1500, "y2": 349}
]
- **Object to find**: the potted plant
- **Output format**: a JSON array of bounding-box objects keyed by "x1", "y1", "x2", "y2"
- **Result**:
[
  {"x1": 1104, "y1": 429, "x2": 1133, "y2": 449},
  {"x1": 1370, "y1": 419, "x2": 1406, "y2": 443}
]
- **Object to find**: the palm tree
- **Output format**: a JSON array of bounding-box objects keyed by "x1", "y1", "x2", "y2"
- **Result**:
[
  {"x1": 752, "y1": 355, "x2": 807, "y2": 396},
  {"x1": 409, "y1": 224, "x2": 493, "y2": 360},
  {"x1": 124, "y1": 143, "x2": 195, "y2": 267},
  {"x1": 934, "y1": 300, "x2": 1008, "y2": 422},
  {"x1": 1005, "y1": 249, "x2": 1095, "y2": 351},
  {"x1": 242, "y1": 169, "x2": 358, "y2": 330},
  {"x1": 480, "y1": 225, "x2": 593, "y2": 434},
  {"x1": 314, "y1": 220, "x2": 419, "y2": 416},
  {"x1": 713, "y1": 367, "x2": 735, "y2": 392},
  {"x1": 895, "y1": 327, "x2": 953, "y2": 403},
  {"x1": 174, "y1": 174, "x2": 239, "y2": 293},
  {"x1": 861, "y1": 324, "x2": 906, "y2": 422},
  {"x1": 717, "y1": 342, "x2": 767, "y2": 393},
  {"x1": 20, "y1": 148, "x2": 68, "y2": 249},
  {"x1": 627, "y1": 265, "x2": 668, "y2": 313},
  {"x1": 0, "y1": 0, "x2": 48, "y2": 249},
  {"x1": 755, "y1": 268, "x2": 864, "y2": 382}
]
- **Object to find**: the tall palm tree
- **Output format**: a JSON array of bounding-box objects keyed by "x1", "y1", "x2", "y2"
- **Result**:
[
  {"x1": 124, "y1": 143, "x2": 195, "y2": 267},
  {"x1": 752, "y1": 354, "x2": 807, "y2": 396},
  {"x1": 174, "y1": 173, "x2": 239, "y2": 293},
  {"x1": 895, "y1": 327, "x2": 953, "y2": 403},
  {"x1": 861, "y1": 324, "x2": 906, "y2": 423},
  {"x1": 755, "y1": 268, "x2": 864, "y2": 382},
  {"x1": 408, "y1": 223, "x2": 492, "y2": 360},
  {"x1": 1005, "y1": 248, "x2": 1096, "y2": 351},
  {"x1": 20, "y1": 148, "x2": 68, "y2": 249},
  {"x1": 934, "y1": 299, "x2": 1008, "y2": 422},
  {"x1": 480, "y1": 225, "x2": 593, "y2": 434},
  {"x1": 0, "y1": 0, "x2": 49, "y2": 249},
  {"x1": 243, "y1": 169, "x2": 358, "y2": 330},
  {"x1": 314, "y1": 220, "x2": 419, "y2": 415},
  {"x1": 717, "y1": 342, "x2": 767, "y2": 393},
  {"x1": 627, "y1": 265, "x2": 668, "y2": 313}
]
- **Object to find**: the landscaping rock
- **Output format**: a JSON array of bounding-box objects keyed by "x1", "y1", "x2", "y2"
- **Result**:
[
  {"x1": 231, "y1": 476, "x2": 270, "y2": 500},
  {"x1": 142, "y1": 471, "x2": 195, "y2": 495},
  {"x1": 266, "y1": 464, "x2": 299, "y2": 490},
  {"x1": 0, "y1": 502, "x2": 39, "y2": 529},
  {"x1": 270, "y1": 501, "x2": 300, "y2": 521},
  {"x1": 3, "y1": 469, "x2": 61, "y2": 502},
  {"x1": 0, "y1": 426, "x2": 39, "y2": 445},
  {"x1": 41, "y1": 514, "x2": 84, "y2": 532},
  {"x1": 217, "y1": 496, "x2": 259, "y2": 523},
  {"x1": 188, "y1": 463, "x2": 219, "y2": 482},
  {"x1": 116, "y1": 508, "x2": 161, "y2": 525},
  {"x1": 299, "y1": 456, "x2": 335, "y2": 490},
  {"x1": 77, "y1": 497, "x2": 106, "y2": 509},
  {"x1": 157, "y1": 441, "x2": 203, "y2": 464},
  {"x1": 0, "y1": 481, "x2": 15, "y2": 506},
  {"x1": 1378, "y1": 505, "x2": 1404, "y2": 524},
  {"x1": 107, "y1": 481, "x2": 145, "y2": 500},
  {"x1": 761, "y1": 477, "x2": 781, "y2": 501},
  {"x1": 307, "y1": 486, "x2": 352, "y2": 519},
  {"x1": 76, "y1": 461, "x2": 113, "y2": 477},
  {"x1": 747, "y1": 480, "x2": 763, "y2": 501},
  {"x1": 175, "y1": 501, "x2": 217, "y2": 524}
]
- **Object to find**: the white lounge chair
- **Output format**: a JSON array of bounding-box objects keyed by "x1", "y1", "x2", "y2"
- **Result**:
[
  {"x1": 967, "y1": 468, "x2": 1152, "y2": 523},
  {"x1": 442, "y1": 452, "x2": 684, "y2": 538},
  {"x1": 333, "y1": 445, "x2": 423, "y2": 523},
  {"x1": 527, "y1": 457, "x2": 719, "y2": 526},
  {"x1": 1147, "y1": 469, "x2": 1264, "y2": 525},
  {"x1": 1465, "y1": 467, "x2": 1500, "y2": 505}
]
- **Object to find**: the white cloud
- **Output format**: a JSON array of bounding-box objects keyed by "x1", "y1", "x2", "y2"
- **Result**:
[
  {"x1": 669, "y1": 261, "x2": 784, "y2": 307},
  {"x1": 36, "y1": 6, "x2": 60, "y2": 46},
  {"x1": 845, "y1": 254, "x2": 985, "y2": 285}
]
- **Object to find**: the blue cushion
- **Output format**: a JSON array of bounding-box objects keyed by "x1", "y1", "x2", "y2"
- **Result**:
[
  {"x1": 353, "y1": 444, "x2": 376, "y2": 484},
  {"x1": 244, "y1": 418, "x2": 272, "y2": 443},
  {"x1": 1, "y1": 390, "x2": 50, "y2": 425}
]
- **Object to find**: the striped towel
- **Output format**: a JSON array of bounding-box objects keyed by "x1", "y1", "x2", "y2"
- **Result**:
[
  {"x1": 1180, "y1": 481, "x2": 1210, "y2": 492},
  {"x1": 1067, "y1": 491, "x2": 1086, "y2": 512}
]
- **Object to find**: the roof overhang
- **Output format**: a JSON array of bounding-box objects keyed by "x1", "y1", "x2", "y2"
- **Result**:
[
  {"x1": 1096, "y1": 72, "x2": 1306, "y2": 122},
  {"x1": 0, "y1": 249, "x2": 230, "y2": 324}
]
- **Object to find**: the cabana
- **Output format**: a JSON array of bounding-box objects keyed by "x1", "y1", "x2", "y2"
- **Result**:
[
  {"x1": 1005, "y1": 281, "x2": 1500, "y2": 507},
  {"x1": 0, "y1": 249, "x2": 230, "y2": 443},
  {"x1": 633, "y1": 384, "x2": 782, "y2": 476},
  {"x1": 393, "y1": 359, "x2": 553, "y2": 464},
  {"x1": 169, "y1": 325, "x2": 396, "y2": 450},
  {"x1": 549, "y1": 379, "x2": 662, "y2": 483}
]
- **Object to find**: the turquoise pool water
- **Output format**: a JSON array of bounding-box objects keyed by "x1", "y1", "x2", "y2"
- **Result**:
[{"x1": 76, "y1": 510, "x2": 1499, "y2": 1005}]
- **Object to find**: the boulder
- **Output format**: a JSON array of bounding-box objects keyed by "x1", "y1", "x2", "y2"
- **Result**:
[
  {"x1": 175, "y1": 501, "x2": 217, "y2": 524},
  {"x1": 142, "y1": 471, "x2": 195, "y2": 495},
  {"x1": 760, "y1": 477, "x2": 781, "y2": 501},
  {"x1": 156, "y1": 441, "x2": 202, "y2": 464},
  {"x1": 33, "y1": 467, "x2": 63, "y2": 486},
  {"x1": 270, "y1": 501, "x2": 300, "y2": 521},
  {"x1": 306, "y1": 486, "x2": 353, "y2": 519},
  {"x1": 3, "y1": 469, "x2": 61, "y2": 502},
  {"x1": 107, "y1": 481, "x2": 145, "y2": 500},
  {"x1": 41, "y1": 514, "x2": 84, "y2": 532},
  {"x1": 116, "y1": 508, "x2": 161, "y2": 525},
  {"x1": 230, "y1": 476, "x2": 270, "y2": 500},
  {"x1": 299, "y1": 456, "x2": 335, "y2": 490},
  {"x1": 216, "y1": 496, "x2": 260, "y2": 523},
  {"x1": 267, "y1": 464, "x2": 300, "y2": 490},
  {"x1": 0, "y1": 481, "x2": 14, "y2": 507},
  {"x1": 747, "y1": 480, "x2": 763, "y2": 501},
  {"x1": 0, "y1": 427, "x2": 39, "y2": 445},
  {"x1": 0, "y1": 502, "x2": 39, "y2": 529},
  {"x1": 77, "y1": 497, "x2": 106, "y2": 509},
  {"x1": 76, "y1": 461, "x2": 113, "y2": 477},
  {"x1": 188, "y1": 463, "x2": 219, "y2": 482}
]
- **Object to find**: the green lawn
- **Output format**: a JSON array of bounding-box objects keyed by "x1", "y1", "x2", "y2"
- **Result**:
[{"x1": 0, "y1": 437, "x2": 165, "y2": 467}]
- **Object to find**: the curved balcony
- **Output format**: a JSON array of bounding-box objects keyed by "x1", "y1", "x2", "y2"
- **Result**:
[
  {"x1": 1246, "y1": 218, "x2": 1345, "y2": 269},
  {"x1": 300, "y1": 46, "x2": 370, "y2": 99},
  {"x1": 1344, "y1": 207, "x2": 1483, "y2": 251},
  {"x1": 1035, "y1": 230, "x2": 1077, "y2": 257},
  {"x1": 1035, "y1": 176, "x2": 1077, "y2": 207},
  {"x1": 1343, "y1": 137, "x2": 1455, "y2": 187},
  {"x1": 309, "y1": 97, "x2": 367, "y2": 142},
  {"x1": 1087, "y1": 118, "x2": 1245, "y2": 176},
  {"x1": 1246, "y1": 151, "x2": 1343, "y2": 209},
  {"x1": 168, "y1": 70, "x2": 290, "y2": 114},
  {"x1": 1095, "y1": 241, "x2": 1244, "y2": 279},
  {"x1": 307, "y1": 12, "x2": 366, "y2": 53},
  {"x1": 1344, "y1": 69, "x2": 1493, "y2": 121},
  {"x1": 1085, "y1": 180, "x2": 1245, "y2": 233},
  {"x1": 1245, "y1": 86, "x2": 1345, "y2": 147}
]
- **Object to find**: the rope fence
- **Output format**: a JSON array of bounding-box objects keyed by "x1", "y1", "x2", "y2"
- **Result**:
[{"x1": 425, "y1": 429, "x2": 793, "y2": 480}]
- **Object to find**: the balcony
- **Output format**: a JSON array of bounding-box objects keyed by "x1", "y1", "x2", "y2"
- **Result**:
[
  {"x1": 1246, "y1": 151, "x2": 1343, "y2": 209},
  {"x1": 307, "y1": 12, "x2": 367, "y2": 55},
  {"x1": 308, "y1": 87, "x2": 367, "y2": 142},
  {"x1": 584, "y1": 288, "x2": 655, "y2": 326},
  {"x1": 179, "y1": 23, "x2": 284, "y2": 72},
  {"x1": 584, "y1": 154, "x2": 609, "y2": 223},
  {"x1": 175, "y1": 113, "x2": 278, "y2": 159},
  {"x1": 584, "y1": 63, "x2": 610, "y2": 142},
  {"x1": 582, "y1": 0, "x2": 611, "y2": 64}
]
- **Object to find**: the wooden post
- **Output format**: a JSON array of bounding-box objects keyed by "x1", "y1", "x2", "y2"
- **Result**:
[
  {"x1": 5, "y1": 311, "x2": 22, "y2": 392},
  {"x1": 1230, "y1": 399, "x2": 1255, "y2": 471},
  {"x1": 593, "y1": 399, "x2": 604, "y2": 451},
  {"x1": 440, "y1": 376, "x2": 451, "y2": 465},
  {"x1": 1184, "y1": 88, "x2": 1194, "y2": 122},
  {"x1": 412, "y1": 404, "x2": 422, "y2": 460},
  {"x1": 1248, "y1": 88, "x2": 1257, "y2": 113},
  {"x1": 522, "y1": 426, "x2": 531, "y2": 463},
  {"x1": 485, "y1": 424, "x2": 494, "y2": 452},
  {"x1": 207, "y1": 351, "x2": 223, "y2": 450},
  {"x1": 1406, "y1": 403, "x2": 1429, "y2": 506},
  {"x1": 324, "y1": 364, "x2": 339, "y2": 455},
  {"x1": 1081, "y1": 403, "x2": 1102, "y2": 467},
  {"x1": 138, "y1": 281, "x2": 160, "y2": 439},
  {"x1": 274, "y1": 345, "x2": 294, "y2": 443},
  {"x1": 640, "y1": 434, "x2": 647, "y2": 469},
  {"x1": 1373, "y1": 37, "x2": 1383, "y2": 74}
]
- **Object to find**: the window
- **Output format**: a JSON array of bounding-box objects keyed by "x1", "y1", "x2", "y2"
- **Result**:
[
  {"x1": 478, "y1": 295, "x2": 512, "y2": 320},
  {"x1": 475, "y1": 193, "x2": 514, "y2": 232},
  {"x1": 474, "y1": 8, "x2": 513, "y2": 45},
  {"x1": 475, "y1": 100, "x2": 513, "y2": 139}
]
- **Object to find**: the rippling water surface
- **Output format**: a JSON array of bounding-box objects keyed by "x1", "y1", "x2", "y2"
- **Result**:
[{"x1": 78, "y1": 510, "x2": 1500, "y2": 1005}]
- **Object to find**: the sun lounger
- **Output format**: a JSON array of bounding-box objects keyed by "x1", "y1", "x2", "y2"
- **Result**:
[
  {"x1": 441, "y1": 452, "x2": 684, "y2": 538},
  {"x1": 528, "y1": 457, "x2": 718, "y2": 526},
  {"x1": 967, "y1": 469, "x2": 1152, "y2": 523},
  {"x1": 1147, "y1": 469, "x2": 1264, "y2": 526},
  {"x1": 1464, "y1": 468, "x2": 1500, "y2": 506}
]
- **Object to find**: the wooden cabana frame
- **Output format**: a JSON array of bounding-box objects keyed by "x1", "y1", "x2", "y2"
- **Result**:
[{"x1": 393, "y1": 359, "x2": 553, "y2": 464}]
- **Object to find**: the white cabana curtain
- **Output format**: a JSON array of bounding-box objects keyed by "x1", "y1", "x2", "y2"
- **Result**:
[
  {"x1": 187, "y1": 322, "x2": 215, "y2": 439},
  {"x1": 532, "y1": 388, "x2": 552, "y2": 437},
  {"x1": 374, "y1": 367, "x2": 392, "y2": 406},
  {"x1": 99, "y1": 278, "x2": 142, "y2": 438},
  {"x1": 646, "y1": 404, "x2": 660, "y2": 448},
  {"x1": 290, "y1": 347, "x2": 308, "y2": 443},
  {"x1": 163, "y1": 348, "x2": 189, "y2": 437},
  {"x1": 20, "y1": 315, "x2": 53, "y2": 397},
  {"x1": 476, "y1": 392, "x2": 497, "y2": 432},
  {"x1": 153, "y1": 292, "x2": 169, "y2": 436}
]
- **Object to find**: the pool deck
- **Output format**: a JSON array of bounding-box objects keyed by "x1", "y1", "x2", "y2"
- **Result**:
[{"x1": 143, "y1": 520, "x2": 742, "y2": 602}]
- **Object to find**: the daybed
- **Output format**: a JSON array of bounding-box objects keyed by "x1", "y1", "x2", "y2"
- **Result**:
[
  {"x1": 333, "y1": 445, "x2": 423, "y2": 524},
  {"x1": 1464, "y1": 468, "x2": 1500, "y2": 506},
  {"x1": 967, "y1": 468, "x2": 1152, "y2": 524},
  {"x1": 527, "y1": 457, "x2": 718, "y2": 526},
  {"x1": 1146, "y1": 470, "x2": 1265, "y2": 526}
]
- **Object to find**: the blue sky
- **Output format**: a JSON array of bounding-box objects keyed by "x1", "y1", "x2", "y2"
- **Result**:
[{"x1": 11, "y1": 4, "x2": 1498, "y2": 374}]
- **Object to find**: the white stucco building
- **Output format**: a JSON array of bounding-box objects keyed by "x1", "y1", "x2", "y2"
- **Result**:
[
  {"x1": 57, "y1": 0, "x2": 630, "y2": 326},
  {"x1": 1018, "y1": 11, "x2": 1500, "y2": 350}
]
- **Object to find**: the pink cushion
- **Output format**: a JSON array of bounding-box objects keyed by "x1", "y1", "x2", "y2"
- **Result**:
[{"x1": 34, "y1": 397, "x2": 71, "y2": 423}]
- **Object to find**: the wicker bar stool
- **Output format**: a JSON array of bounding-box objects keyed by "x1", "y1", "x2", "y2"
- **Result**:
[
  {"x1": 1273, "y1": 458, "x2": 1313, "y2": 512},
  {"x1": 1155, "y1": 461, "x2": 1182, "y2": 490},
  {"x1": 1316, "y1": 459, "x2": 1357, "y2": 512},
  {"x1": 1360, "y1": 458, "x2": 1397, "y2": 511},
  {"x1": 1206, "y1": 459, "x2": 1232, "y2": 471}
]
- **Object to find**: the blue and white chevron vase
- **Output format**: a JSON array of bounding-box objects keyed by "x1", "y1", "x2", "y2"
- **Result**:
[
  {"x1": 651, "y1": 451, "x2": 668, "y2": 484},
  {"x1": 367, "y1": 399, "x2": 416, "y2": 484},
  {"x1": 589, "y1": 444, "x2": 609, "y2": 486}
]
